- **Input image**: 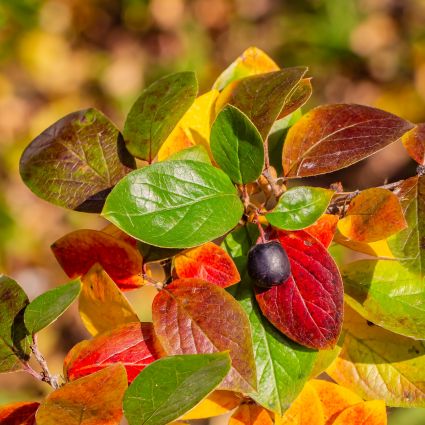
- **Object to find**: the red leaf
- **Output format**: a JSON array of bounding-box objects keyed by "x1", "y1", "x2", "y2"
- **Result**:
[
  {"x1": 255, "y1": 230, "x2": 343, "y2": 349},
  {"x1": 0, "y1": 402, "x2": 39, "y2": 425},
  {"x1": 305, "y1": 214, "x2": 339, "y2": 248},
  {"x1": 174, "y1": 242, "x2": 240, "y2": 288},
  {"x1": 152, "y1": 278, "x2": 256, "y2": 393},
  {"x1": 51, "y1": 229, "x2": 143, "y2": 291},
  {"x1": 64, "y1": 322, "x2": 163, "y2": 383}
]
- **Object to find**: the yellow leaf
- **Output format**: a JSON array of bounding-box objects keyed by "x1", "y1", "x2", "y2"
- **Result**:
[
  {"x1": 275, "y1": 382, "x2": 324, "y2": 425},
  {"x1": 157, "y1": 90, "x2": 219, "y2": 160},
  {"x1": 331, "y1": 400, "x2": 387, "y2": 425},
  {"x1": 213, "y1": 47, "x2": 279, "y2": 91},
  {"x1": 230, "y1": 404, "x2": 273, "y2": 425},
  {"x1": 181, "y1": 390, "x2": 241, "y2": 420},
  {"x1": 79, "y1": 264, "x2": 139, "y2": 335},
  {"x1": 309, "y1": 380, "x2": 362, "y2": 424}
]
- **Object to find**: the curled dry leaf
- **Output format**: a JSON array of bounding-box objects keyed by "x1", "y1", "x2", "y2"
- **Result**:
[
  {"x1": 338, "y1": 188, "x2": 406, "y2": 243},
  {"x1": 52, "y1": 229, "x2": 144, "y2": 291},
  {"x1": 255, "y1": 230, "x2": 344, "y2": 350},
  {"x1": 174, "y1": 242, "x2": 240, "y2": 288},
  {"x1": 0, "y1": 401, "x2": 39, "y2": 425},
  {"x1": 79, "y1": 264, "x2": 139, "y2": 335},
  {"x1": 36, "y1": 365, "x2": 128, "y2": 425},
  {"x1": 64, "y1": 322, "x2": 162, "y2": 383},
  {"x1": 152, "y1": 278, "x2": 256, "y2": 393}
]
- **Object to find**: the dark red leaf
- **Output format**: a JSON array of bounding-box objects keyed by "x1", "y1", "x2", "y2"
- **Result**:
[
  {"x1": 51, "y1": 229, "x2": 143, "y2": 291},
  {"x1": 64, "y1": 322, "x2": 162, "y2": 383},
  {"x1": 255, "y1": 230, "x2": 343, "y2": 349}
]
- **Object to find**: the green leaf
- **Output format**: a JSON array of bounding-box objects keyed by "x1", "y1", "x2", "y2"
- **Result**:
[
  {"x1": 328, "y1": 305, "x2": 425, "y2": 407},
  {"x1": 222, "y1": 227, "x2": 318, "y2": 415},
  {"x1": 102, "y1": 160, "x2": 244, "y2": 248},
  {"x1": 210, "y1": 105, "x2": 264, "y2": 184},
  {"x1": 19, "y1": 108, "x2": 136, "y2": 213},
  {"x1": 267, "y1": 186, "x2": 334, "y2": 230},
  {"x1": 24, "y1": 280, "x2": 81, "y2": 334},
  {"x1": 342, "y1": 259, "x2": 425, "y2": 339},
  {"x1": 167, "y1": 145, "x2": 211, "y2": 164},
  {"x1": 123, "y1": 352, "x2": 231, "y2": 425},
  {"x1": 0, "y1": 275, "x2": 31, "y2": 373},
  {"x1": 123, "y1": 72, "x2": 198, "y2": 162}
]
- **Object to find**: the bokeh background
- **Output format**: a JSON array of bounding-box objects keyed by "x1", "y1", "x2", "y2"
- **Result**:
[{"x1": 1, "y1": 0, "x2": 425, "y2": 423}]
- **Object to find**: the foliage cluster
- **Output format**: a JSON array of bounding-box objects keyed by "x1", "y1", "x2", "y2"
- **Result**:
[{"x1": 2, "y1": 47, "x2": 425, "y2": 425}]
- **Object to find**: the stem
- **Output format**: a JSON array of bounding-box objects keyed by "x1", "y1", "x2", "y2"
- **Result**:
[
  {"x1": 241, "y1": 184, "x2": 250, "y2": 210},
  {"x1": 264, "y1": 137, "x2": 270, "y2": 170},
  {"x1": 143, "y1": 274, "x2": 164, "y2": 290},
  {"x1": 30, "y1": 334, "x2": 60, "y2": 389},
  {"x1": 254, "y1": 211, "x2": 266, "y2": 243}
]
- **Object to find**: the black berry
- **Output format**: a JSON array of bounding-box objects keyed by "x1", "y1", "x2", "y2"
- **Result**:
[{"x1": 247, "y1": 241, "x2": 291, "y2": 288}]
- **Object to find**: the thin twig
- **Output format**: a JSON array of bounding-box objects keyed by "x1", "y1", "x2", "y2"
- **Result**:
[{"x1": 30, "y1": 334, "x2": 60, "y2": 389}]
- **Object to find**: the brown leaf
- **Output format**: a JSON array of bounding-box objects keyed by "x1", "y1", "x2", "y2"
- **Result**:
[
  {"x1": 152, "y1": 278, "x2": 256, "y2": 393},
  {"x1": 283, "y1": 104, "x2": 414, "y2": 178}
]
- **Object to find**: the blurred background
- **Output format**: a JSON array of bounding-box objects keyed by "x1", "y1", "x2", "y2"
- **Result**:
[{"x1": 1, "y1": 0, "x2": 425, "y2": 423}]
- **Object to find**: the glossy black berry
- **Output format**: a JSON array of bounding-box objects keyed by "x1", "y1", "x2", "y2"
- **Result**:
[{"x1": 247, "y1": 241, "x2": 291, "y2": 288}]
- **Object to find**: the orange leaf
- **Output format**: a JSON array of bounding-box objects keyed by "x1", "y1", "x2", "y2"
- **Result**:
[
  {"x1": 331, "y1": 400, "x2": 387, "y2": 425},
  {"x1": 230, "y1": 404, "x2": 273, "y2": 425},
  {"x1": 36, "y1": 365, "x2": 127, "y2": 425},
  {"x1": 309, "y1": 380, "x2": 362, "y2": 425},
  {"x1": 338, "y1": 188, "x2": 407, "y2": 243},
  {"x1": 305, "y1": 214, "x2": 339, "y2": 248},
  {"x1": 79, "y1": 264, "x2": 139, "y2": 335},
  {"x1": 402, "y1": 123, "x2": 425, "y2": 165},
  {"x1": 0, "y1": 401, "x2": 39, "y2": 425},
  {"x1": 52, "y1": 229, "x2": 144, "y2": 291},
  {"x1": 181, "y1": 390, "x2": 241, "y2": 420},
  {"x1": 101, "y1": 223, "x2": 138, "y2": 247},
  {"x1": 275, "y1": 382, "x2": 324, "y2": 425},
  {"x1": 174, "y1": 242, "x2": 240, "y2": 288}
]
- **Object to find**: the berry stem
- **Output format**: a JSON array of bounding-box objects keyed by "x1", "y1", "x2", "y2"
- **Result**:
[{"x1": 254, "y1": 211, "x2": 266, "y2": 243}]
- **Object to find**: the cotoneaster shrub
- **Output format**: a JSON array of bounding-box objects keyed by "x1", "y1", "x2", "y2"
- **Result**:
[{"x1": 2, "y1": 46, "x2": 424, "y2": 425}]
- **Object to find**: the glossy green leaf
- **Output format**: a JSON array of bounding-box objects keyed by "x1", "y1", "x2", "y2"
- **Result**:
[
  {"x1": 0, "y1": 275, "x2": 31, "y2": 373},
  {"x1": 222, "y1": 227, "x2": 318, "y2": 415},
  {"x1": 342, "y1": 259, "x2": 425, "y2": 339},
  {"x1": 328, "y1": 305, "x2": 425, "y2": 407},
  {"x1": 267, "y1": 186, "x2": 334, "y2": 231},
  {"x1": 19, "y1": 108, "x2": 136, "y2": 212},
  {"x1": 123, "y1": 72, "x2": 198, "y2": 162},
  {"x1": 123, "y1": 352, "x2": 231, "y2": 425},
  {"x1": 24, "y1": 280, "x2": 81, "y2": 334},
  {"x1": 210, "y1": 105, "x2": 264, "y2": 184},
  {"x1": 167, "y1": 145, "x2": 211, "y2": 164},
  {"x1": 219, "y1": 68, "x2": 308, "y2": 140},
  {"x1": 102, "y1": 160, "x2": 244, "y2": 248}
]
